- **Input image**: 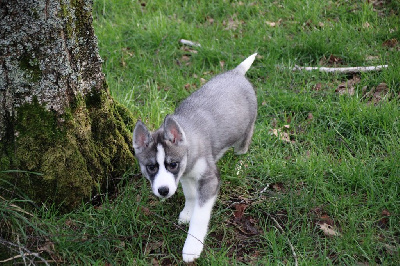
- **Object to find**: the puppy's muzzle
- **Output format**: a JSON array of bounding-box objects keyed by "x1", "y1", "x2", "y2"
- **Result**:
[{"x1": 158, "y1": 186, "x2": 169, "y2": 197}]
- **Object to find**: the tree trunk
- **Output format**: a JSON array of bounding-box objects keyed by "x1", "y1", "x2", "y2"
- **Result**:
[{"x1": 0, "y1": 0, "x2": 135, "y2": 211}]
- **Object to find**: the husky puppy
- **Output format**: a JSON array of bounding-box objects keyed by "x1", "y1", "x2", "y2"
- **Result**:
[{"x1": 133, "y1": 53, "x2": 257, "y2": 262}]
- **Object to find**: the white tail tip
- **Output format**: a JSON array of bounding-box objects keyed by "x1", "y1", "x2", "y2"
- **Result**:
[{"x1": 235, "y1": 53, "x2": 257, "y2": 75}]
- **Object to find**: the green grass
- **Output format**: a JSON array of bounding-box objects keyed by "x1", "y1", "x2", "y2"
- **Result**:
[{"x1": 1, "y1": 0, "x2": 400, "y2": 264}]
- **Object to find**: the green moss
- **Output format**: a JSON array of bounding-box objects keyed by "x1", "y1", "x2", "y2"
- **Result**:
[
  {"x1": 18, "y1": 53, "x2": 42, "y2": 83},
  {"x1": 0, "y1": 92, "x2": 135, "y2": 212},
  {"x1": 85, "y1": 87, "x2": 103, "y2": 108}
]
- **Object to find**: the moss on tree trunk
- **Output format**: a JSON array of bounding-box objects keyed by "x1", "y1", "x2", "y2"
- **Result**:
[{"x1": 0, "y1": 0, "x2": 135, "y2": 211}]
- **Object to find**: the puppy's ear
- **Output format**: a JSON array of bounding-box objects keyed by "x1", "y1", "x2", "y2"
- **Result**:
[
  {"x1": 163, "y1": 115, "x2": 186, "y2": 145},
  {"x1": 133, "y1": 120, "x2": 152, "y2": 153}
]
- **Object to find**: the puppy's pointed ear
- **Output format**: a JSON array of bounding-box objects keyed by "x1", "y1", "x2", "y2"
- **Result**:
[
  {"x1": 163, "y1": 115, "x2": 186, "y2": 145},
  {"x1": 133, "y1": 120, "x2": 152, "y2": 153}
]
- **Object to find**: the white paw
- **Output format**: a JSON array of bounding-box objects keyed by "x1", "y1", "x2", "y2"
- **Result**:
[
  {"x1": 178, "y1": 209, "x2": 192, "y2": 224},
  {"x1": 182, "y1": 237, "x2": 203, "y2": 263}
]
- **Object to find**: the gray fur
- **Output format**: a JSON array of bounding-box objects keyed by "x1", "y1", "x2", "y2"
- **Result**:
[{"x1": 132, "y1": 53, "x2": 257, "y2": 262}]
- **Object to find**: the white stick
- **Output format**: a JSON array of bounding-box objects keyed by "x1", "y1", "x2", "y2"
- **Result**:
[
  {"x1": 269, "y1": 215, "x2": 298, "y2": 266},
  {"x1": 291, "y1": 65, "x2": 388, "y2": 73},
  {"x1": 179, "y1": 39, "x2": 201, "y2": 47}
]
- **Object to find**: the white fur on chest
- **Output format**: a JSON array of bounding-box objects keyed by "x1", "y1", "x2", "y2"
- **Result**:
[{"x1": 184, "y1": 157, "x2": 207, "y2": 180}]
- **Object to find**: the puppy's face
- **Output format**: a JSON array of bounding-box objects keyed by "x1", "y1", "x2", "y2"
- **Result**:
[{"x1": 133, "y1": 117, "x2": 188, "y2": 198}]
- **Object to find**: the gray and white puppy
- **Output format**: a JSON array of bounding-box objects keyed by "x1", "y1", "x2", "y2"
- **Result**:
[{"x1": 133, "y1": 53, "x2": 257, "y2": 262}]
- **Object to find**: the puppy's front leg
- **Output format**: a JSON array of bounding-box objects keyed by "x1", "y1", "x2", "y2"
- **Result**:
[
  {"x1": 182, "y1": 171, "x2": 219, "y2": 263},
  {"x1": 179, "y1": 178, "x2": 197, "y2": 224},
  {"x1": 182, "y1": 195, "x2": 217, "y2": 262}
]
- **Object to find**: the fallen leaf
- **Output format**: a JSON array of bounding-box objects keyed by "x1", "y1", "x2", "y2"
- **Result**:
[
  {"x1": 377, "y1": 208, "x2": 391, "y2": 229},
  {"x1": 223, "y1": 15, "x2": 244, "y2": 30},
  {"x1": 234, "y1": 203, "x2": 247, "y2": 219},
  {"x1": 206, "y1": 16, "x2": 214, "y2": 24},
  {"x1": 336, "y1": 75, "x2": 360, "y2": 96},
  {"x1": 363, "y1": 21, "x2": 371, "y2": 28},
  {"x1": 312, "y1": 83, "x2": 322, "y2": 91},
  {"x1": 382, "y1": 38, "x2": 398, "y2": 48},
  {"x1": 328, "y1": 54, "x2": 343, "y2": 66},
  {"x1": 121, "y1": 47, "x2": 134, "y2": 57},
  {"x1": 269, "y1": 182, "x2": 284, "y2": 192},
  {"x1": 181, "y1": 55, "x2": 190, "y2": 62},
  {"x1": 265, "y1": 21, "x2": 276, "y2": 27},
  {"x1": 373, "y1": 82, "x2": 389, "y2": 104},
  {"x1": 363, "y1": 82, "x2": 389, "y2": 104},
  {"x1": 270, "y1": 128, "x2": 291, "y2": 142},
  {"x1": 145, "y1": 241, "x2": 164, "y2": 255},
  {"x1": 318, "y1": 222, "x2": 341, "y2": 237},
  {"x1": 180, "y1": 46, "x2": 198, "y2": 54}
]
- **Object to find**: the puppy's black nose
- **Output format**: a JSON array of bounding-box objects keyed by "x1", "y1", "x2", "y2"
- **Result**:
[{"x1": 158, "y1": 186, "x2": 169, "y2": 197}]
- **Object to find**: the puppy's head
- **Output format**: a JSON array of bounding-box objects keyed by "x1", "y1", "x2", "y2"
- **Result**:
[{"x1": 133, "y1": 115, "x2": 188, "y2": 199}]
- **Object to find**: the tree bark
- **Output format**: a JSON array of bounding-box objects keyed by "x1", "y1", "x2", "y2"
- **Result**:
[{"x1": 0, "y1": 0, "x2": 135, "y2": 211}]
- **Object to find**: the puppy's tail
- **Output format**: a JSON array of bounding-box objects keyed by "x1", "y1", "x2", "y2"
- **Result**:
[{"x1": 234, "y1": 53, "x2": 257, "y2": 75}]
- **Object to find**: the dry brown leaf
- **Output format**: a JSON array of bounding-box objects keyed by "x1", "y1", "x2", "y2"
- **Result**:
[
  {"x1": 318, "y1": 222, "x2": 341, "y2": 237},
  {"x1": 223, "y1": 15, "x2": 244, "y2": 30},
  {"x1": 269, "y1": 182, "x2": 284, "y2": 192},
  {"x1": 336, "y1": 75, "x2": 361, "y2": 96},
  {"x1": 270, "y1": 128, "x2": 291, "y2": 142},
  {"x1": 234, "y1": 203, "x2": 247, "y2": 219},
  {"x1": 181, "y1": 55, "x2": 190, "y2": 62},
  {"x1": 206, "y1": 16, "x2": 214, "y2": 24},
  {"x1": 145, "y1": 241, "x2": 164, "y2": 255},
  {"x1": 383, "y1": 38, "x2": 398, "y2": 48},
  {"x1": 328, "y1": 54, "x2": 343, "y2": 65},
  {"x1": 373, "y1": 82, "x2": 389, "y2": 104},
  {"x1": 363, "y1": 82, "x2": 389, "y2": 104},
  {"x1": 312, "y1": 83, "x2": 322, "y2": 91},
  {"x1": 180, "y1": 46, "x2": 198, "y2": 54}
]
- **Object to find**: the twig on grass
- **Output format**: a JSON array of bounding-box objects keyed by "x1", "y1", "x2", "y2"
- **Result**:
[
  {"x1": 0, "y1": 237, "x2": 50, "y2": 266},
  {"x1": 291, "y1": 65, "x2": 388, "y2": 73},
  {"x1": 179, "y1": 39, "x2": 201, "y2": 47},
  {"x1": 267, "y1": 214, "x2": 299, "y2": 266}
]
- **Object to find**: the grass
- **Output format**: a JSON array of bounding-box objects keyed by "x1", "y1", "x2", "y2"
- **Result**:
[{"x1": 1, "y1": 0, "x2": 400, "y2": 264}]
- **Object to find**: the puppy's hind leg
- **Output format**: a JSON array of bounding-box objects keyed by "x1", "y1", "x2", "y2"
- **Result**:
[{"x1": 234, "y1": 118, "x2": 256, "y2": 155}]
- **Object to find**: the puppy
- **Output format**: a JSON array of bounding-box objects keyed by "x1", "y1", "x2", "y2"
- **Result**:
[{"x1": 133, "y1": 53, "x2": 257, "y2": 262}]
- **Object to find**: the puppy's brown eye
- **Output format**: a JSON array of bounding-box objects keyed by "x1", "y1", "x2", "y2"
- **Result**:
[
  {"x1": 146, "y1": 164, "x2": 158, "y2": 174},
  {"x1": 166, "y1": 162, "x2": 179, "y2": 172}
]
